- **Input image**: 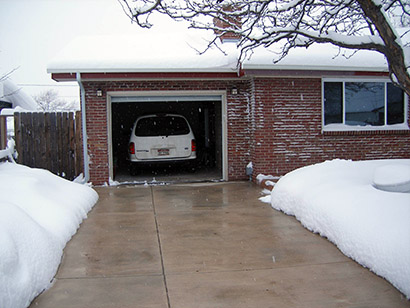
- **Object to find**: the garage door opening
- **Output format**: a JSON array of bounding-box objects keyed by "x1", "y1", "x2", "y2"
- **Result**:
[{"x1": 109, "y1": 94, "x2": 225, "y2": 184}]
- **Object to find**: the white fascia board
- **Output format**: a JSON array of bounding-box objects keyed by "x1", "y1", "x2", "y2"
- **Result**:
[
  {"x1": 47, "y1": 67, "x2": 238, "y2": 74},
  {"x1": 242, "y1": 63, "x2": 388, "y2": 72}
]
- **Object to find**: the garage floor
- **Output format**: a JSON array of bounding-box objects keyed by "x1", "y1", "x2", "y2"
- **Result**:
[
  {"x1": 29, "y1": 182, "x2": 409, "y2": 308},
  {"x1": 114, "y1": 166, "x2": 222, "y2": 184}
]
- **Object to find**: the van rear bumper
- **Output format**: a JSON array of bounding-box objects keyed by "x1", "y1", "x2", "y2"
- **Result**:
[{"x1": 128, "y1": 153, "x2": 196, "y2": 163}]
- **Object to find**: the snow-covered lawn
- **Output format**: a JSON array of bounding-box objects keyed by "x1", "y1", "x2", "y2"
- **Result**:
[
  {"x1": 0, "y1": 162, "x2": 98, "y2": 308},
  {"x1": 262, "y1": 159, "x2": 410, "y2": 299}
]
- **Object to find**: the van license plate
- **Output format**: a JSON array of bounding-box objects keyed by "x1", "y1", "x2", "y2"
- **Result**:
[{"x1": 158, "y1": 148, "x2": 169, "y2": 156}]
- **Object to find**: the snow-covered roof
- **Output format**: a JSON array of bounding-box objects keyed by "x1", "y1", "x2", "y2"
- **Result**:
[
  {"x1": 0, "y1": 78, "x2": 37, "y2": 110},
  {"x1": 47, "y1": 33, "x2": 239, "y2": 74},
  {"x1": 47, "y1": 31, "x2": 391, "y2": 75},
  {"x1": 242, "y1": 43, "x2": 388, "y2": 72}
]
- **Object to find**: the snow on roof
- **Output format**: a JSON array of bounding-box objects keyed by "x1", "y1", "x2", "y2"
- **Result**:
[
  {"x1": 242, "y1": 43, "x2": 388, "y2": 72},
  {"x1": 47, "y1": 31, "x2": 391, "y2": 74},
  {"x1": 0, "y1": 78, "x2": 37, "y2": 110},
  {"x1": 47, "y1": 32, "x2": 239, "y2": 74}
]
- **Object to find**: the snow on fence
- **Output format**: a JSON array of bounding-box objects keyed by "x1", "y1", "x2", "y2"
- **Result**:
[{"x1": 13, "y1": 112, "x2": 83, "y2": 180}]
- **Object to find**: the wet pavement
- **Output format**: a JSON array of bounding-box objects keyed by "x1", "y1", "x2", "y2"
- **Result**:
[{"x1": 30, "y1": 182, "x2": 409, "y2": 308}]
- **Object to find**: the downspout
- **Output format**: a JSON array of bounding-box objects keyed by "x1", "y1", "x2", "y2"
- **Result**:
[{"x1": 76, "y1": 72, "x2": 90, "y2": 183}]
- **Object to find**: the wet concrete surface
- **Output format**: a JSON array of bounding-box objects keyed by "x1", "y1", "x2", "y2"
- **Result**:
[
  {"x1": 114, "y1": 165, "x2": 222, "y2": 185},
  {"x1": 29, "y1": 182, "x2": 410, "y2": 308}
]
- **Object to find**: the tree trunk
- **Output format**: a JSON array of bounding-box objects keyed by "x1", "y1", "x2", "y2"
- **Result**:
[{"x1": 356, "y1": 0, "x2": 410, "y2": 96}]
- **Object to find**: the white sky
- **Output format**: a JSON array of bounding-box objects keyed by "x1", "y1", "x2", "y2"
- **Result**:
[{"x1": 0, "y1": 0, "x2": 186, "y2": 103}]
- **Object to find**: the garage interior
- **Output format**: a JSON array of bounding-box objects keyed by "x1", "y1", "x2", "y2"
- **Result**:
[{"x1": 111, "y1": 96, "x2": 223, "y2": 184}]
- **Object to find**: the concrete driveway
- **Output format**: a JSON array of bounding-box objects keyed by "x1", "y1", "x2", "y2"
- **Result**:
[{"x1": 30, "y1": 182, "x2": 409, "y2": 308}]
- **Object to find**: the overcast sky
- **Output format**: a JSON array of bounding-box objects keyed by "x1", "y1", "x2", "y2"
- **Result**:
[{"x1": 0, "y1": 0, "x2": 184, "y2": 102}]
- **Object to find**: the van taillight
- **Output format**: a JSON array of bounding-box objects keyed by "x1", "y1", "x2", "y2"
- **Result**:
[
  {"x1": 129, "y1": 142, "x2": 135, "y2": 154},
  {"x1": 191, "y1": 140, "x2": 196, "y2": 152}
]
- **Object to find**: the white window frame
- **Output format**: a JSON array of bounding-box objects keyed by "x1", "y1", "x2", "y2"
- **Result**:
[{"x1": 322, "y1": 78, "x2": 409, "y2": 132}]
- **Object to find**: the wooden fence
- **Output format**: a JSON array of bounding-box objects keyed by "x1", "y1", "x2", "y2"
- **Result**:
[
  {"x1": 14, "y1": 112, "x2": 83, "y2": 180},
  {"x1": 0, "y1": 115, "x2": 8, "y2": 151}
]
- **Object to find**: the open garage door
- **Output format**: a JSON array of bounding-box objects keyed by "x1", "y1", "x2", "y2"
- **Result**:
[{"x1": 109, "y1": 94, "x2": 226, "y2": 184}]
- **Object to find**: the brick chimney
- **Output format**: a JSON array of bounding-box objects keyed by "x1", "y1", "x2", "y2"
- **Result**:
[{"x1": 213, "y1": 4, "x2": 241, "y2": 42}]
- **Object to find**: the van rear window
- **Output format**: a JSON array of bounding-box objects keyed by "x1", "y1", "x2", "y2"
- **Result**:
[{"x1": 135, "y1": 116, "x2": 190, "y2": 136}]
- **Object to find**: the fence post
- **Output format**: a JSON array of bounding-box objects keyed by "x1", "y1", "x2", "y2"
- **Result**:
[
  {"x1": 75, "y1": 111, "x2": 83, "y2": 176},
  {"x1": 0, "y1": 115, "x2": 7, "y2": 150},
  {"x1": 68, "y1": 112, "x2": 75, "y2": 179},
  {"x1": 14, "y1": 113, "x2": 21, "y2": 158}
]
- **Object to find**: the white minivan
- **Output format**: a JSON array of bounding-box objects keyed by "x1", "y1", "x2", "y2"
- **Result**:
[{"x1": 128, "y1": 114, "x2": 196, "y2": 165}]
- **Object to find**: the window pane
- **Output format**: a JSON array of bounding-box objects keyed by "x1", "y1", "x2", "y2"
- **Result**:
[
  {"x1": 324, "y1": 82, "x2": 343, "y2": 125},
  {"x1": 387, "y1": 83, "x2": 404, "y2": 125},
  {"x1": 136, "y1": 116, "x2": 190, "y2": 136},
  {"x1": 345, "y1": 82, "x2": 385, "y2": 126}
]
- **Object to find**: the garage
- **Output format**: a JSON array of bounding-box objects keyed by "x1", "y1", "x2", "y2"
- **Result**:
[{"x1": 108, "y1": 93, "x2": 226, "y2": 184}]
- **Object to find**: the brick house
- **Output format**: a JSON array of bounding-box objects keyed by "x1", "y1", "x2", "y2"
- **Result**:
[{"x1": 48, "y1": 33, "x2": 410, "y2": 185}]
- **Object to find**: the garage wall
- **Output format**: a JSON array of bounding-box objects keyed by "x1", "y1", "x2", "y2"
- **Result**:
[{"x1": 83, "y1": 79, "x2": 251, "y2": 185}]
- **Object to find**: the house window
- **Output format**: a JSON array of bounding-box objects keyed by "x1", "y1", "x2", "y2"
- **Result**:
[{"x1": 323, "y1": 80, "x2": 407, "y2": 130}]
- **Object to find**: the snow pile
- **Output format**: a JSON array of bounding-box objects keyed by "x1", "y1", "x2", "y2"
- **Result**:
[
  {"x1": 0, "y1": 162, "x2": 98, "y2": 308},
  {"x1": 0, "y1": 139, "x2": 15, "y2": 161},
  {"x1": 256, "y1": 173, "x2": 281, "y2": 183},
  {"x1": 108, "y1": 177, "x2": 121, "y2": 186},
  {"x1": 269, "y1": 159, "x2": 410, "y2": 298}
]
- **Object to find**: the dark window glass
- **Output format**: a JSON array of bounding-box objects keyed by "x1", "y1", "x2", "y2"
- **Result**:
[
  {"x1": 345, "y1": 82, "x2": 384, "y2": 126},
  {"x1": 387, "y1": 83, "x2": 404, "y2": 125},
  {"x1": 324, "y1": 82, "x2": 343, "y2": 125},
  {"x1": 135, "y1": 116, "x2": 190, "y2": 137}
]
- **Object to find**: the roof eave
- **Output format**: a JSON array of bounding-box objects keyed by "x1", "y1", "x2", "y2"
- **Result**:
[
  {"x1": 47, "y1": 67, "x2": 238, "y2": 74},
  {"x1": 242, "y1": 64, "x2": 389, "y2": 72},
  {"x1": 51, "y1": 70, "x2": 243, "y2": 82}
]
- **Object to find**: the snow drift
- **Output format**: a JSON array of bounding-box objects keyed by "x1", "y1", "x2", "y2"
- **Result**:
[
  {"x1": 269, "y1": 159, "x2": 410, "y2": 299},
  {"x1": 0, "y1": 162, "x2": 98, "y2": 308}
]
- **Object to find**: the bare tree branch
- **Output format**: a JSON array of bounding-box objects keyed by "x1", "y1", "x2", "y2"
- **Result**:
[
  {"x1": 34, "y1": 90, "x2": 79, "y2": 112},
  {"x1": 122, "y1": 0, "x2": 410, "y2": 95}
]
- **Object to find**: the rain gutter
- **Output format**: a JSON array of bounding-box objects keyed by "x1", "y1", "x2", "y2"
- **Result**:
[{"x1": 76, "y1": 72, "x2": 90, "y2": 184}]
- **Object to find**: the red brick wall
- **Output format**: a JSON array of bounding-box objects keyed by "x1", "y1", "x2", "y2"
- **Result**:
[
  {"x1": 82, "y1": 79, "x2": 251, "y2": 185},
  {"x1": 83, "y1": 87, "x2": 109, "y2": 185},
  {"x1": 250, "y1": 77, "x2": 410, "y2": 179}
]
